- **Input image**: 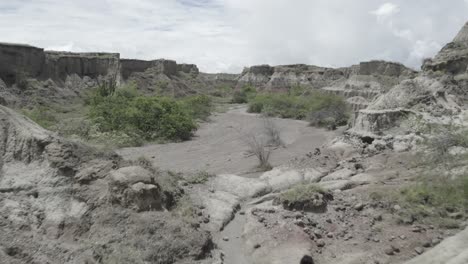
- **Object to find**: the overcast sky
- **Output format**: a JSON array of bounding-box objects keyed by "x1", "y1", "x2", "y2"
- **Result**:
[{"x1": 0, "y1": 0, "x2": 467, "y2": 73}]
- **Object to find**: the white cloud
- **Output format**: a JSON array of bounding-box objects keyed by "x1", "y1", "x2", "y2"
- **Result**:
[
  {"x1": 0, "y1": 0, "x2": 466, "y2": 72},
  {"x1": 45, "y1": 42, "x2": 76, "y2": 52},
  {"x1": 371, "y1": 2, "x2": 400, "y2": 21}
]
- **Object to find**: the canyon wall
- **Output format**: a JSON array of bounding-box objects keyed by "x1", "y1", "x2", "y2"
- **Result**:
[
  {"x1": 0, "y1": 41, "x2": 419, "y2": 113},
  {"x1": 0, "y1": 43, "x2": 45, "y2": 85}
]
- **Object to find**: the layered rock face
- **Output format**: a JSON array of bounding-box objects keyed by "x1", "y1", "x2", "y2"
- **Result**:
[
  {"x1": 0, "y1": 43, "x2": 121, "y2": 84},
  {"x1": 43, "y1": 51, "x2": 121, "y2": 82},
  {"x1": 237, "y1": 64, "x2": 347, "y2": 90},
  {"x1": 238, "y1": 61, "x2": 416, "y2": 111},
  {"x1": 121, "y1": 59, "x2": 178, "y2": 79},
  {"x1": 0, "y1": 43, "x2": 45, "y2": 85},
  {"x1": 351, "y1": 21, "x2": 468, "y2": 137}
]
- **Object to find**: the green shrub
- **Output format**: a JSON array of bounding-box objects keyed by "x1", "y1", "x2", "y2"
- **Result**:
[
  {"x1": 247, "y1": 91, "x2": 349, "y2": 127},
  {"x1": 88, "y1": 86, "x2": 197, "y2": 143},
  {"x1": 232, "y1": 85, "x2": 257, "y2": 103},
  {"x1": 179, "y1": 95, "x2": 213, "y2": 120}
]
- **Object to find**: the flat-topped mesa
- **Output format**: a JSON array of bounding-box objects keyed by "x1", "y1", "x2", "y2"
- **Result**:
[
  {"x1": 0, "y1": 43, "x2": 45, "y2": 85},
  {"x1": 121, "y1": 59, "x2": 178, "y2": 79},
  {"x1": 43, "y1": 51, "x2": 121, "y2": 81}
]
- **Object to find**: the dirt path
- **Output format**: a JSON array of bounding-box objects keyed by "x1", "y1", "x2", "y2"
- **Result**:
[{"x1": 118, "y1": 105, "x2": 338, "y2": 175}]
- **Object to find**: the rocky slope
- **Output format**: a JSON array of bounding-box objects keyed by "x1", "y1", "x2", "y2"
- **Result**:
[
  {"x1": 0, "y1": 105, "x2": 219, "y2": 264},
  {"x1": 350, "y1": 22, "x2": 468, "y2": 138}
]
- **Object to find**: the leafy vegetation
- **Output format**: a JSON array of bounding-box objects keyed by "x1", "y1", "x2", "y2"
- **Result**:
[
  {"x1": 247, "y1": 91, "x2": 349, "y2": 128},
  {"x1": 24, "y1": 83, "x2": 214, "y2": 147},
  {"x1": 88, "y1": 85, "x2": 198, "y2": 143},
  {"x1": 179, "y1": 94, "x2": 213, "y2": 121},
  {"x1": 232, "y1": 85, "x2": 257, "y2": 103}
]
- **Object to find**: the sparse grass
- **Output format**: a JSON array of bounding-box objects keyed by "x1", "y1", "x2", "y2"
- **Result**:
[
  {"x1": 279, "y1": 184, "x2": 326, "y2": 203},
  {"x1": 186, "y1": 171, "x2": 215, "y2": 184},
  {"x1": 395, "y1": 175, "x2": 468, "y2": 225},
  {"x1": 22, "y1": 106, "x2": 59, "y2": 129},
  {"x1": 172, "y1": 195, "x2": 199, "y2": 225},
  {"x1": 276, "y1": 184, "x2": 331, "y2": 212}
]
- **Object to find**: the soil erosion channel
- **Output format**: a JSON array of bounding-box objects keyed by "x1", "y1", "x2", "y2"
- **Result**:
[{"x1": 118, "y1": 105, "x2": 339, "y2": 263}]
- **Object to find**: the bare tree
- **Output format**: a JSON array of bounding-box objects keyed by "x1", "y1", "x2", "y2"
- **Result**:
[
  {"x1": 244, "y1": 132, "x2": 272, "y2": 171},
  {"x1": 263, "y1": 117, "x2": 284, "y2": 148}
]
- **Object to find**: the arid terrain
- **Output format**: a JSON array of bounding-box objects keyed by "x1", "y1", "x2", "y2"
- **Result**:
[{"x1": 1, "y1": 20, "x2": 468, "y2": 264}]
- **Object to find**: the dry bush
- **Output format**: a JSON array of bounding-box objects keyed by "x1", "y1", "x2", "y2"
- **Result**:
[
  {"x1": 263, "y1": 117, "x2": 284, "y2": 148},
  {"x1": 244, "y1": 132, "x2": 272, "y2": 171}
]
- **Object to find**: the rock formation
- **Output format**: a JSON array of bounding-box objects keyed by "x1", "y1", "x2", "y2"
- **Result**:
[
  {"x1": 43, "y1": 51, "x2": 121, "y2": 82},
  {"x1": 0, "y1": 104, "x2": 216, "y2": 263},
  {"x1": 350, "y1": 22, "x2": 468, "y2": 137},
  {"x1": 237, "y1": 61, "x2": 416, "y2": 111},
  {"x1": 0, "y1": 42, "x2": 45, "y2": 85}
]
